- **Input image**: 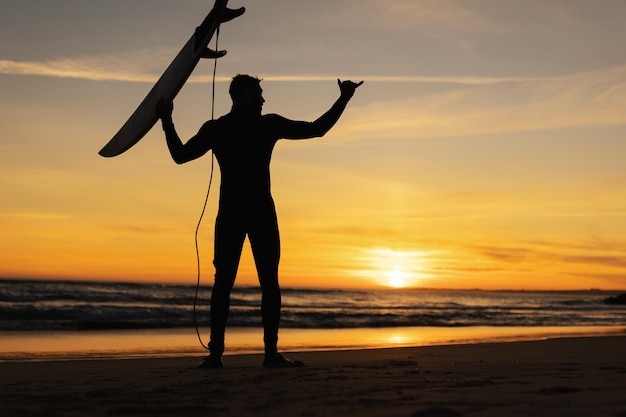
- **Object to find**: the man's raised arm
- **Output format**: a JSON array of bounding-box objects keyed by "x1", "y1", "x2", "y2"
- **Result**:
[
  {"x1": 158, "y1": 100, "x2": 211, "y2": 164},
  {"x1": 279, "y1": 79, "x2": 363, "y2": 139}
]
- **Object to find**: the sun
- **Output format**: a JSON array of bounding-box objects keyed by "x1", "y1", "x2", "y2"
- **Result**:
[
  {"x1": 359, "y1": 248, "x2": 433, "y2": 288},
  {"x1": 385, "y1": 266, "x2": 411, "y2": 288}
]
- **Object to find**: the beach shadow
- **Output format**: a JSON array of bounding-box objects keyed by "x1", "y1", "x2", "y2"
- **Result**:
[
  {"x1": 412, "y1": 406, "x2": 463, "y2": 417},
  {"x1": 538, "y1": 386, "x2": 582, "y2": 395}
]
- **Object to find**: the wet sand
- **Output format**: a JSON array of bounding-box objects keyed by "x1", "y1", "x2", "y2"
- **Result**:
[{"x1": 2, "y1": 336, "x2": 626, "y2": 416}]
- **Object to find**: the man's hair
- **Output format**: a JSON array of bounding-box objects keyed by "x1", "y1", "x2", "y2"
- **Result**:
[{"x1": 229, "y1": 74, "x2": 262, "y2": 102}]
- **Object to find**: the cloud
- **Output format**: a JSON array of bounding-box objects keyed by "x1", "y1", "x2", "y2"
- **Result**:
[
  {"x1": 366, "y1": 0, "x2": 498, "y2": 33},
  {"x1": 262, "y1": 74, "x2": 546, "y2": 85},
  {"x1": 0, "y1": 212, "x2": 70, "y2": 221},
  {"x1": 475, "y1": 242, "x2": 626, "y2": 270},
  {"x1": 570, "y1": 272, "x2": 626, "y2": 288},
  {"x1": 538, "y1": 211, "x2": 626, "y2": 218},
  {"x1": 366, "y1": 0, "x2": 622, "y2": 36},
  {"x1": 3, "y1": 49, "x2": 626, "y2": 142},
  {"x1": 0, "y1": 52, "x2": 169, "y2": 83},
  {"x1": 0, "y1": 54, "x2": 546, "y2": 86},
  {"x1": 338, "y1": 64, "x2": 626, "y2": 140}
]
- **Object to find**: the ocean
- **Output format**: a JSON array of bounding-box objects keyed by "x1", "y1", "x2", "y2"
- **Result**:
[{"x1": 1, "y1": 279, "x2": 625, "y2": 361}]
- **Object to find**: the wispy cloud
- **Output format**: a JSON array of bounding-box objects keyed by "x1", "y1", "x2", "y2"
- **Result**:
[
  {"x1": 366, "y1": 0, "x2": 499, "y2": 33},
  {"x1": 3, "y1": 51, "x2": 626, "y2": 140},
  {"x1": 0, "y1": 54, "x2": 547, "y2": 85},
  {"x1": 475, "y1": 242, "x2": 626, "y2": 270},
  {"x1": 0, "y1": 212, "x2": 70, "y2": 221},
  {"x1": 339, "y1": 64, "x2": 626, "y2": 140},
  {"x1": 0, "y1": 54, "x2": 166, "y2": 83},
  {"x1": 262, "y1": 74, "x2": 547, "y2": 85},
  {"x1": 366, "y1": 0, "x2": 619, "y2": 36}
]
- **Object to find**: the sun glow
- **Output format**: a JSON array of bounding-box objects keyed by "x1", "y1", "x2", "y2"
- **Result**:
[
  {"x1": 385, "y1": 266, "x2": 412, "y2": 288},
  {"x1": 359, "y1": 248, "x2": 433, "y2": 288}
]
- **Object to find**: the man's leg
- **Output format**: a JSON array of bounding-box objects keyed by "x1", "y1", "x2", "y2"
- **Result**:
[
  {"x1": 209, "y1": 212, "x2": 246, "y2": 360},
  {"x1": 248, "y1": 209, "x2": 281, "y2": 357},
  {"x1": 249, "y1": 204, "x2": 304, "y2": 367}
]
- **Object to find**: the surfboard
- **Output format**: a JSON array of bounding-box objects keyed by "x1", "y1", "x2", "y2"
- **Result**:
[{"x1": 99, "y1": 0, "x2": 244, "y2": 157}]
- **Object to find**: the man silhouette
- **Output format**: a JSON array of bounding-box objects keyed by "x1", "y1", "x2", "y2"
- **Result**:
[{"x1": 159, "y1": 75, "x2": 362, "y2": 368}]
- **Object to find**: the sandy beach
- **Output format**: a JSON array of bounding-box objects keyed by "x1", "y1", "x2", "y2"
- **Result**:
[{"x1": 2, "y1": 335, "x2": 626, "y2": 417}]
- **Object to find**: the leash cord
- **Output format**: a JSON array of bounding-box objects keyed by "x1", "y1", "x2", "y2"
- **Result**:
[{"x1": 193, "y1": 24, "x2": 220, "y2": 351}]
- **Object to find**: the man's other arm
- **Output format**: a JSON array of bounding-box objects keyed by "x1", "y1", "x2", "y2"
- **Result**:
[{"x1": 275, "y1": 79, "x2": 363, "y2": 140}]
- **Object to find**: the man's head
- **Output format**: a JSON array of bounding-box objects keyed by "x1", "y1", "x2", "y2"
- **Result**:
[{"x1": 229, "y1": 74, "x2": 264, "y2": 113}]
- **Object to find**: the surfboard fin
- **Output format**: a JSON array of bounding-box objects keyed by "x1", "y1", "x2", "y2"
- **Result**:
[
  {"x1": 220, "y1": 7, "x2": 245, "y2": 23},
  {"x1": 202, "y1": 48, "x2": 227, "y2": 59},
  {"x1": 201, "y1": 6, "x2": 245, "y2": 59}
]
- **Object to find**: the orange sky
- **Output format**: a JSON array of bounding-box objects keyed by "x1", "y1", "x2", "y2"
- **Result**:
[{"x1": 2, "y1": 1, "x2": 626, "y2": 290}]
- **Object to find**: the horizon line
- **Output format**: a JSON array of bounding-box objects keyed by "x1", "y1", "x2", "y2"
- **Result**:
[{"x1": 0, "y1": 276, "x2": 622, "y2": 293}]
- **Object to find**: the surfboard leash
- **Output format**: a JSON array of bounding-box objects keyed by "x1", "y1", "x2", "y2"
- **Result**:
[{"x1": 193, "y1": 24, "x2": 221, "y2": 352}]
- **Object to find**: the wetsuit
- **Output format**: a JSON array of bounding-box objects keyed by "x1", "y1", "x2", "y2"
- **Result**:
[{"x1": 163, "y1": 96, "x2": 350, "y2": 357}]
